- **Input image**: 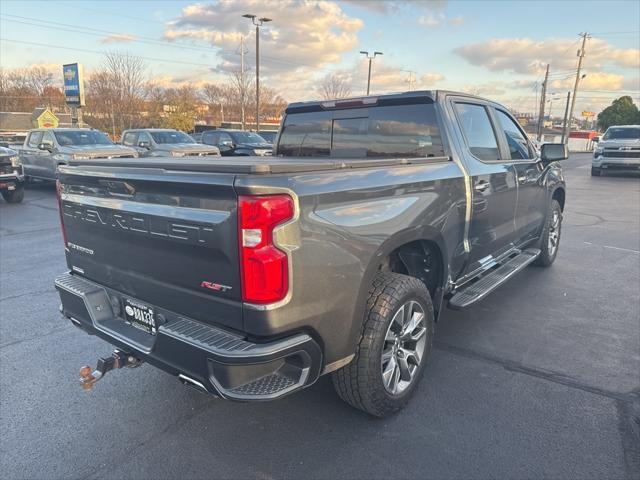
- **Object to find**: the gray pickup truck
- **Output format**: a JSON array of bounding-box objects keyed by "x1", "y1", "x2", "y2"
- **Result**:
[
  {"x1": 19, "y1": 128, "x2": 137, "y2": 181},
  {"x1": 121, "y1": 128, "x2": 221, "y2": 158},
  {"x1": 54, "y1": 91, "x2": 567, "y2": 417}
]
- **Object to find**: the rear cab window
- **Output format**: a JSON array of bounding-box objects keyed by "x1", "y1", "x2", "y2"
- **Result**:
[{"x1": 277, "y1": 102, "x2": 446, "y2": 159}]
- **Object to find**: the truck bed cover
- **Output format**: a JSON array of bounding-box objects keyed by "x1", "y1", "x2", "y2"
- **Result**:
[{"x1": 66, "y1": 155, "x2": 449, "y2": 175}]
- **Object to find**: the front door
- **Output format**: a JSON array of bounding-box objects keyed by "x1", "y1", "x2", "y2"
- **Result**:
[
  {"x1": 450, "y1": 100, "x2": 519, "y2": 273},
  {"x1": 492, "y1": 108, "x2": 547, "y2": 243},
  {"x1": 22, "y1": 131, "x2": 45, "y2": 178}
]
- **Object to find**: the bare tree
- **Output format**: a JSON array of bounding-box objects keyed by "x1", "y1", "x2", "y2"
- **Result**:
[
  {"x1": 27, "y1": 66, "x2": 54, "y2": 96},
  {"x1": 318, "y1": 73, "x2": 352, "y2": 100},
  {"x1": 85, "y1": 51, "x2": 148, "y2": 134}
]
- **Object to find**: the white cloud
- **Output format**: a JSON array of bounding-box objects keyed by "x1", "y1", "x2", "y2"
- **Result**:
[
  {"x1": 101, "y1": 33, "x2": 137, "y2": 44},
  {"x1": 454, "y1": 37, "x2": 640, "y2": 75},
  {"x1": 165, "y1": 0, "x2": 363, "y2": 76},
  {"x1": 448, "y1": 16, "x2": 464, "y2": 26}
]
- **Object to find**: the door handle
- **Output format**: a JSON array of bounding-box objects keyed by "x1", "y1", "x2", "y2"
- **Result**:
[{"x1": 474, "y1": 181, "x2": 490, "y2": 192}]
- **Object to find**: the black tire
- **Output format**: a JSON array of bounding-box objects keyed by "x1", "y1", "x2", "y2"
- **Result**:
[
  {"x1": 1, "y1": 185, "x2": 24, "y2": 203},
  {"x1": 533, "y1": 199, "x2": 562, "y2": 267},
  {"x1": 591, "y1": 167, "x2": 602, "y2": 176},
  {"x1": 332, "y1": 272, "x2": 434, "y2": 417}
]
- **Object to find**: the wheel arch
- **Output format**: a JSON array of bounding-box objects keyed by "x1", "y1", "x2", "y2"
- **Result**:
[
  {"x1": 551, "y1": 186, "x2": 566, "y2": 211},
  {"x1": 343, "y1": 227, "x2": 449, "y2": 366}
]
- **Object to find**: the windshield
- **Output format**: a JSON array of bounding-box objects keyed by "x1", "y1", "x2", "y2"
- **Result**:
[
  {"x1": 603, "y1": 127, "x2": 640, "y2": 140},
  {"x1": 229, "y1": 131, "x2": 267, "y2": 145},
  {"x1": 54, "y1": 130, "x2": 114, "y2": 146},
  {"x1": 149, "y1": 131, "x2": 196, "y2": 144}
]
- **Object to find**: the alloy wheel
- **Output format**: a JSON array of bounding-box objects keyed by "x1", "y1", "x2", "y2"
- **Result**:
[{"x1": 381, "y1": 300, "x2": 427, "y2": 395}]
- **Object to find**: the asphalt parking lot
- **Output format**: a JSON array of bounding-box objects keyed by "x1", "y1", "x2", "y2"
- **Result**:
[{"x1": 1, "y1": 153, "x2": 638, "y2": 480}]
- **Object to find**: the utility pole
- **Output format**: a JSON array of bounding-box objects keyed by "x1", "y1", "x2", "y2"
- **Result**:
[
  {"x1": 561, "y1": 91, "x2": 571, "y2": 143},
  {"x1": 239, "y1": 36, "x2": 247, "y2": 130},
  {"x1": 360, "y1": 51, "x2": 383, "y2": 95},
  {"x1": 537, "y1": 64, "x2": 549, "y2": 141},
  {"x1": 242, "y1": 14, "x2": 272, "y2": 132},
  {"x1": 563, "y1": 32, "x2": 589, "y2": 143},
  {"x1": 403, "y1": 70, "x2": 416, "y2": 91}
]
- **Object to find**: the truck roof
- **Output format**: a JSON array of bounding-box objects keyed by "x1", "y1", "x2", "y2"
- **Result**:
[{"x1": 285, "y1": 90, "x2": 497, "y2": 113}]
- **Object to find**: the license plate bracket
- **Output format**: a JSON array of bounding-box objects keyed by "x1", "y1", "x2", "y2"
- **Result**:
[{"x1": 123, "y1": 298, "x2": 157, "y2": 335}]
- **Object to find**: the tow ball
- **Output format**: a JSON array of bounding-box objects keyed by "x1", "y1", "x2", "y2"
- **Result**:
[{"x1": 79, "y1": 349, "x2": 143, "y2": 391}]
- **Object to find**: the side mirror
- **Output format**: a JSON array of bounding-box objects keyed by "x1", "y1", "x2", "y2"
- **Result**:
[
  {"x1": 592, "y1": 136, "x2": 600, "y2": 143},
  {"x1": 138, "y1": 141, "x2": 150, "y2": 149},
  {"x1": 38, "y1": 142, "x2": 53, "y2": 152},
  {"x1": 541, "y1": 143, "x2": 568, "y2": 163},
  {"x1": 219, "y1": 141, "x2": 234, "y2": 152}
]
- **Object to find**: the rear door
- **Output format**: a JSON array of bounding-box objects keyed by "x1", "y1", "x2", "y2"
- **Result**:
[
  {"x1": 449, "y1": 99, "x2": 519, "y2": 271},
  {"x1": 492, "y1": 108, "x2": 547, "y2": 243},
  {"x1": 58, "y1": 166, "x2": 242, "y2": 330}
]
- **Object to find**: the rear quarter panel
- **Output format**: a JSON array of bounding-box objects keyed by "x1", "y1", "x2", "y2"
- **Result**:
[{"x1": 235, "y1": 161, "x2": 467, "y2": 365}]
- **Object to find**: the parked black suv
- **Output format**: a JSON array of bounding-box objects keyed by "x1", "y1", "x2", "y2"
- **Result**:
[{"x1": 201, "y1": 129, "x2": 273, "y2": 156}]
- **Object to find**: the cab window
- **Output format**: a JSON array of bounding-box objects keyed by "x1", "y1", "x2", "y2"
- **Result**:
[
  {"x1": 453, "y1": 103, "x2": 500, "y2": 161},
  {"x1": 41, "y1": 131, "x2": 55, "y2": 146},
  {"x1": 122, "y1": 132, "x2": 137, "y2": 146},
  {"x1": 27, "y1": 131, "x2": 44, "y2": 148},
  {"x1": 495, "y1": 110, "x2": 534, "y2": 160}
]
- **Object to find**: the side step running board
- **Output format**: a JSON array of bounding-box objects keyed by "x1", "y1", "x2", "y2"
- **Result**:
[{"x1": 449, "y1": 248, "x2": 540, "y2": 309}]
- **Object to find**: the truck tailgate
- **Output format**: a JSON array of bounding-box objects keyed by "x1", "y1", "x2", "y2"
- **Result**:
[{"x1": 57, "y1": 165, "x2": 242, "y2": 331}]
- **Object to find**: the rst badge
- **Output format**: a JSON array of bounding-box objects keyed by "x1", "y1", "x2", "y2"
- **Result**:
[{"x1": 200, "y1": 281, "x2": 232, "y2": 293}]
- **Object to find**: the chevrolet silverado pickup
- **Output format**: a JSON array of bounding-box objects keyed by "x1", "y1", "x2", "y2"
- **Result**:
[
  {"x1": 120, "y1": 128, "x2": 221, "y2": 158},
  {"x1": 19, "y1": 128, "x2": 137, "y2": 181},
  {"x1": 54, "y1": 91, "x2": 568, "y2": 417},
  {"x1": 592, "y1": 125, "x2": 640, "y2": 176}
]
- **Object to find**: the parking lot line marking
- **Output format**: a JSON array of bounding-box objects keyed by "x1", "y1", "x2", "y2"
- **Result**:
[{"x1": 583, "y1": 242, "x2": 640, "y2": 254}]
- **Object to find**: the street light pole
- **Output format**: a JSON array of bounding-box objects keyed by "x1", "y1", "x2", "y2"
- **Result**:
[
  {"x1": 360, "y1": 50, "x2": 383, "y2": 95},
  {"x1": 242, "y1": 14, "x2": 272, "y2": 132}
]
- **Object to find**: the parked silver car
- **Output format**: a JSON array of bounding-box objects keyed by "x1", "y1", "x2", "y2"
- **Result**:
[
  {"x1": 121, "y1": 129, "x2": 220, "y2": 158},
  {"x1": 592, "y1": 125, "x2": 640, "y2": 176}
]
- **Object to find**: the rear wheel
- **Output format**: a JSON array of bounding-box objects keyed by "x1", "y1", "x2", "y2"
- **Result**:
[
  {"x1": 534, "y1": 199, "x2": 562, "y2": 267},
  {"x1": 1, "y1": 185, "x2": 24, "y2": 203},
  {"x1": 332, "y1": 272, "x2": 434, "y2": 417},
  {"x1": 591, "y1": 167, "x2": 602, "y2": 176}
]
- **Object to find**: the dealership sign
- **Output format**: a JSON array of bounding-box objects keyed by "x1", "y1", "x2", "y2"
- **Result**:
[
  {"x1": 581, "y1": 111, "x2": 595, "y2": 118},
  {"x1": 63, "y1": 63, "x2": 85, "y2": 107}
]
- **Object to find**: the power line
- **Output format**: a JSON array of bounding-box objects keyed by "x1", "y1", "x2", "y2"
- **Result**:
[{"x1": 0, "y1": 38, "x2": 219, "y2": 68}]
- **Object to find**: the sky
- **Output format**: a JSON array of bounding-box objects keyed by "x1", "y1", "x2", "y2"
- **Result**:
[{"x1": 1, "y1": 0, "x2": 639, "y2": 115}]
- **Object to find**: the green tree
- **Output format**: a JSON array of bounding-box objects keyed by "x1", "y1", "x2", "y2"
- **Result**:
[{"x1": 597, "y1": 96, "x2": 640, "y2": 131}]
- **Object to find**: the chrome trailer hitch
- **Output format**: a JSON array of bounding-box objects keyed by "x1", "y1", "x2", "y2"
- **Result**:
[{"x1": 79, "y1": 349, "x2": 143, "y2": 391}]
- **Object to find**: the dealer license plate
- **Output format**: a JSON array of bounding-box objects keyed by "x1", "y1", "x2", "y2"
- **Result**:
[{"x1": 123, "y1": 298, "x2": 157, "y2": 335}]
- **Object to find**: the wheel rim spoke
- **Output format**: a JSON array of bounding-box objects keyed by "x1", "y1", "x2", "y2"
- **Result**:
[
  {"x1": 381, "y1": 299, "x2": 428, "y2": 395},
  {"x1": 382, "y1": 356, "x2": 398, "y2": 391},
  {"x1": 397, "y1": 354, "x2": 412, "y2": 382}
]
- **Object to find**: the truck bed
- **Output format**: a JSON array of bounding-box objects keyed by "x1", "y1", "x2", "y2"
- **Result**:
[{"x1": 66, "y1": 155, "x2": 450, "y2": 175}]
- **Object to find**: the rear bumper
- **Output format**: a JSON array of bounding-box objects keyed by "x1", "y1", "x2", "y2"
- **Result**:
[{"x1": 54, "y1": 272, "x2": 322, "y2": 400}]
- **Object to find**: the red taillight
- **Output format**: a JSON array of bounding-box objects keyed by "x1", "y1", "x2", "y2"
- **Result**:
[
  {"x1": 238, "y1": 194, "x2": 294, "y2": 304},
  {"x1": 56, "y1": 180, "x2": 68, "y2": 249}
]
